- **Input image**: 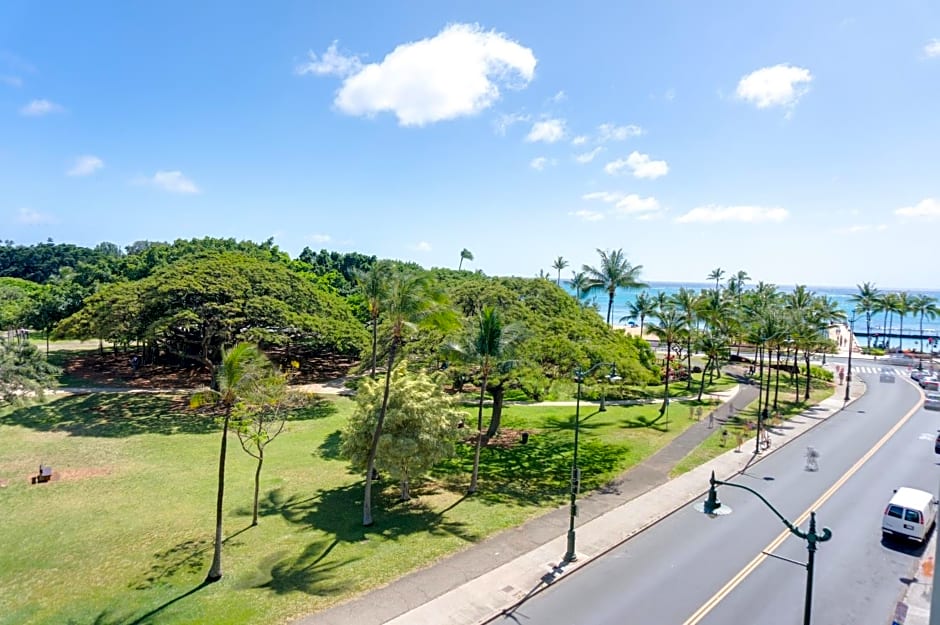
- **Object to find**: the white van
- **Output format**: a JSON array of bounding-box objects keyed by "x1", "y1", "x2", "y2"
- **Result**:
[{"x1": 882, "y1": 487, "x2": 938, "y2": 543}]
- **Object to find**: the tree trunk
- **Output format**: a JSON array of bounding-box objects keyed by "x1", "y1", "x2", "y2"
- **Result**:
[
  {"x1": 697, "y1": 358, "x2": 709, "y2": 401},
  {"x1": 485, "y1": 385, "x2": 505, "y2": 439},
  {"x1": 755, "y1": 345, "x2": 763, "y2": 422},
  {"x1": 206, "y1": 410, "x2": 230, "y2": 582},
  {"x1": 866, "y1": 312, "x2": 872, "y2": 350},
  {"x1": 686, "y1": 338, "x2": 693, "y2": 391},
  {"x1": 793, "y1": 348, "x2": 800, "y2": 402},
  {"x1": 803, "y1": 353, "x2": 811, "y2": 401},
  {"x1": 364, "y1": 342, "x2": 398, "y2": 526},
  {"x1": 252, "y1": 448, "x2": 263, "y2": 527},
  {"x1": 45, "y1": 329, "x2": 50, "y2": 355},
  {"x1": 400, "y1": 476, "x2": 410, "y2": 501},
  {"x1": 606, "y1": 291, "x2": 615, "y2": 327},
  {"x1": 370, "y1": 316, "x2": 378, "y2": 378},
  {"x1": 763, "y1": 349, "x2": 772, "y2": 416},
  {"x1": 469, "y1": 368, "x2": 489, "y2": 494},
  {"x1": 772, "y1": 347, "x2": 781, "y2": 412},
  {"x1": 661, "y1": 341, "x2": 672, "y2": 415}
]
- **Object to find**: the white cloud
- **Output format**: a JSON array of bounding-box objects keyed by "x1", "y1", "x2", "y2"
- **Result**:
[
  {"x1": 924, "y1": 39, "x2": 940, "y2": 58},
  {"x1": 296, "y1": 41, "x2": 363, "y2": 77},
  {"x1": 20, "y1": 99, "x2": 65, "y2": 116},
  {"x1": 583, "y1": 191, "x2": 661, "y2": 217},
  {"x1": 311, "y1": 24, "x2": 536, "y2": 127},
  {"x1": 736, "y1": 64, "x2": 813, "y2": 109},
  {"x1": 675, "y1": 205, "x2": 789, "y2": 224},
  {"x1": 493, "y1": 111, "x2": 530, "y2": 135},
  {"x1": 664, "y1": 88, "x2": 676, "y2": 101},
  {"x1": 16, "y1": 207, "x2": 56, "y2": 225},
  {"x1": 412, "y1": 241, "x2": 432, "y2": 252},
  {"x1": 571, "y1": 135, "x2": 588, "y2": 146},
  {"x1": 575, "y1": 147, "x2": 604, "y2": 164},
  {"x1": 604, "y1": 151, "x2": 669, "y2": 179},
  {"x1": 530, "y1": 156, "x2": 554, "y2": 171},
  {"x1": 67, "y1": 155, "x2": 104, "y2": 177},
  {"x1": 894, "y1": 198, "x2": 940, "y2": 220},
  {"x1": 548, "y1": 90, "x2": 566, "y2": 103},
  {"x1": 308, "y1": 233, "x2": 332, "y2": 243},
  {"x1": 596, "y1": 123, "x2": 644, "y2": 142},
  {"x1": 834, "y1": 223, "x2": 888, "y2": 234},
  {"x1": 569, "y1": 209, "x2": 604, "y2": 222},
  {"x1": 525, "y1": 118, "x2": 566, "y2": 143},
  {"x1": 1, "y1": 75, "x2": 22, "y2": 87},
  {"x1": 139, "y1": 170, "x2": 200, "y2": 194}
]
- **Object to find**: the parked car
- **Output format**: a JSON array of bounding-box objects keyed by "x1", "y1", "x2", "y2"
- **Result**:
[
  {"x1": 922, "y1": 377, "x2": 940, "y2": 391},
  {"x1": 926, "y1": 393, "x2": 940, "y2": 411},
  {"x1": 880, "y1": 369, "x2": 896, "y2": 383},
  {"x1": 882, "y1": 487, "x2": 938, "y2": 543},
  {"x1": 912, "y1": 369, "x2": 929, "y2": 382}
]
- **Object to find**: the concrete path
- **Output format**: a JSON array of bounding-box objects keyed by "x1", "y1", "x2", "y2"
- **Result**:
[{"x1": 294, "y1": 377, "x2": 835, "y2": 625}]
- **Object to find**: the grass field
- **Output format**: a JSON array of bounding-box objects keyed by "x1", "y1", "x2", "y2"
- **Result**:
[{"x1": 0, "y1": 377, "x2": 742, "y2": 625}]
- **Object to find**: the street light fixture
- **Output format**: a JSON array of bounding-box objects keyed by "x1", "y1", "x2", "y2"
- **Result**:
[
  {"x1": 844, "y1": 314, "x2": 857, "y2": 404},
  {"x1": 695, "y1": 471, "x2": 832, "y2": 625},
  {"x1": 564, "y1": 362, "x2": 619, "y2": 563}
]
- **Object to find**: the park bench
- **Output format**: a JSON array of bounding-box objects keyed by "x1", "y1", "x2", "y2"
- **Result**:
[{"x1": 31, "y1": 464, "x2": 52, "y2": 484}]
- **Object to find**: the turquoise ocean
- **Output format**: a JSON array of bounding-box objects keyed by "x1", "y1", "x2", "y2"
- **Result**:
[{"x1": 569, "y1": 282, "x2": 940, "y2": 353}]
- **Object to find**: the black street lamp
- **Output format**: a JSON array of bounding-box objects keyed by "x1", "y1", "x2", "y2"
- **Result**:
[
  {"x1": 696, "y1": 471, "x2": 832, "y2": 625},
  {"x1": 564, "y1": 362, "x2": 619, "y2": 563},
  {"x1": 844, "y1": 314, "x2": 857, "y2": 404}
]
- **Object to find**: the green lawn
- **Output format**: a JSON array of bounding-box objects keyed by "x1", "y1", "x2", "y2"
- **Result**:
[{"x1": 0, "y1": 385, "x2": 733, "y2": 625}]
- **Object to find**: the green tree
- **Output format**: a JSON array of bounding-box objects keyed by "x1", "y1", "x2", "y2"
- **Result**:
[
  {"x1": 0, "y1": 339, "x2": 60, "y2": 405},
  {"x1": 0, "y1": 277, "x2": 42, "y2": 332},
  {"x1": 552, "y1": 256, "x2": 569, "y2": 287},
  {"x1": 362, "y1": 269, "x2": 457, "y2": 525},
  {"x1": 619, "y1": 290, "x2": 656, "y2": 337},
  {"x1": 190, "y1": 342, "x2": 276, "y2": 582},
  {"x1": 647, "y1": 305, "x2": 685, "y2": 417},
  {"x1": 343, "y1": 366, "x2": 463, "y2": 501},
  {"x1": 910, "y1": 295, "x2": 940, "y2": 354},
  {"x1": 582, "y1": 248, "x2": 647, "y2": 327},
  {"x1": 850, "y1": 282, "x2": 880, "y2": 350},
  {"x1": 458, "y1": 248, "x2": 474, "y2": 271},
  {"x1": 707, "y1": 267, "x2": 725, "y2": 296},
  {"x1": 671, "y1": 287, "x2": 699, "y2": 391},
  {"x1": 355, "y1": 262, "x2": 388, "y2": 378},
  {"x1": 233, "y1": 367, "x2": 296, "y2": 527},
  {"x1": 569, "y1": 271, "x2": 589, "y2": 301}
]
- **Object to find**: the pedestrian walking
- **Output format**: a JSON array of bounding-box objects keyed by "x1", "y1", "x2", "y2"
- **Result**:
[
  {"x1": 735, "y1": 431, "x2": 744, "y2": 453},
  {"x1": 707, "y1": 412, "x2": 714, "y2": 429},
  {"x1": 720, "y1": 429, "x2": 728, "y2": 447},
  {"x1": 805, "y1": 446, "x2": 819, "y2": 471}
]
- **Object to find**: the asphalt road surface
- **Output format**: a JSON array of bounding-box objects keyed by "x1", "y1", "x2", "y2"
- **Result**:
[{"x1": 493, "y1": 364, "x2": 936, "y2": 625}]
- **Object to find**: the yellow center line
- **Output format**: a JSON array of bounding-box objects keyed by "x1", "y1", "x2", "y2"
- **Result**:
[{"x1": 682, "y1": 395, "x2": 925, "y2": 625}]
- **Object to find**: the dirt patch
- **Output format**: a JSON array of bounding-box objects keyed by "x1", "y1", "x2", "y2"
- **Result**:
[{"x1": 463, "y1": 428, "x2": 530, "y2": 449}]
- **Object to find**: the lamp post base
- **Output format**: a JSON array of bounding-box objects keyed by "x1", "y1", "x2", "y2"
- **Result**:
[{"x1": 564, "y1": 530, "x2": 577, "y2": 562}]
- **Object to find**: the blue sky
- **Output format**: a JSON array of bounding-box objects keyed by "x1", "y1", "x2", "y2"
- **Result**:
[{"x1": 2, "y1": 1, "x2": 938, "y2": 289}]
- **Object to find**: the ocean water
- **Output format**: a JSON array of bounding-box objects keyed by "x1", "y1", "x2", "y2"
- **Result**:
[{"x1": 569, "y1": 281, "x2": 940, "y2": 353}]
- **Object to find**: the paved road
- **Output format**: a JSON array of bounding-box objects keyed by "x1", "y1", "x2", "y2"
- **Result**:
[{"x1": 491, "y1": 367, "x2": 934, "y2": 625}]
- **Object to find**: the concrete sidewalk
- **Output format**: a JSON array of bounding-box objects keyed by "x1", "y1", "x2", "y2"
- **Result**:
[{"x1": 297, "y1": 375, "x2": 863, "y2": 625}]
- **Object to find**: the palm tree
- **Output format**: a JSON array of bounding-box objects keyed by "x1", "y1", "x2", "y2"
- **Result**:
[
  {"x1": 910, "y1": 294, "x2": 940, "y2": 354},
  {"x1": 695, "y1": 331, "x2": 729, "y2": 400},
  {"x1": 647, "y1": 305, "x2": 686, "y2": 418},
  {"x1": 850, "y1": 282, "x2": 880, "y2": 350},
  {"x1": 191, "y1": 342, "x2": 274, "y2": 582},
  {"x1": 458, "y1": 248, "x2": 474, "y2": 271},
  {"x1": 671, "y1": 288, "x2": 699, "y2": 391},
  {"x1": 620, "y1": 290, "x2": 656, "y2": 336},
  {"x1": 707, "y1": 268, "x2": 725, "y2": 296},
  {"x1": 362, "y1": 269, "x2": 456, "y2": 526},
  {"x1": 896, "y1": 292, "x2": 911, "y2": 352},
  {"x1": 551, "y1": 256, "x2": 569, "y2": 287},
  {"x1": 877, "y1": 293, "x2": 901, "y2": 351},
  {"x1": 570, "y1": 271, "x2": 590, "y2": 301},
  {"x1": 582, "y1": 248, "x2": 647, "y2": 327},
  {"x1": 464, "y1": 306, "x2": 523, "y2": 493},
  {"x1": 355, "y1": 262, "x2": 387, "y2": 378}
]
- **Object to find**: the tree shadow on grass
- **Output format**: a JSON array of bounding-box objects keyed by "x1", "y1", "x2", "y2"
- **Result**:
[
  {"x1": 131, "y1": 526, "x2": 252, "y2": 591},
  {"x1": 67, "y1": 581, "x2": 212, "y2": 625},
  {"x1": 621, "y1": 414, "x2": 670, "y2": 432},
  {"x1": 316, "y1": 429, "x2": 343, "y2": 460},
  {"x1": 286, "y1": 396, "x2": 338, "y2": 422},
  {"x1": 539, "y1": 410, "x2": 607, "y2": 435},
  {"x1": 255, "y1": 538, "x2": 354, "y2": 596},
  {"x1": 249, "y1": 483, "x2": 478, "y2": 544},
  {"x1": 0, "y1": 393, "x2": 218, "y2": 437},
  {"x1": 432, "y1": 433, "x2": 629, "y2": 507}
]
